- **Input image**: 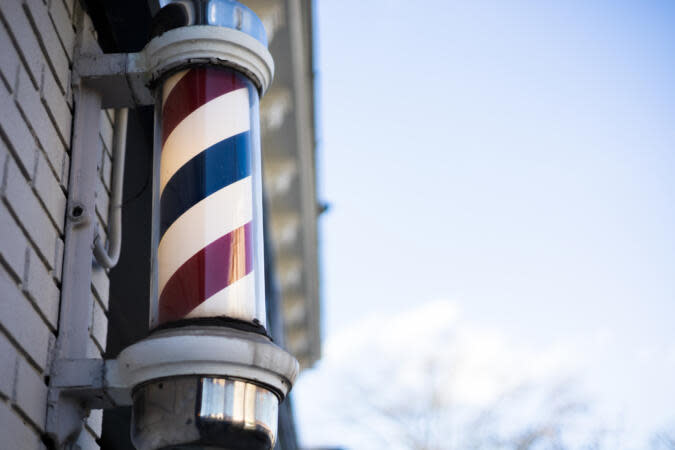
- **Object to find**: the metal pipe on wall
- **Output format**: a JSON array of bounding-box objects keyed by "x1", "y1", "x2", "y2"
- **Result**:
[{"x1": 93, "y1": 108, "x2": 128, "y2": 269}]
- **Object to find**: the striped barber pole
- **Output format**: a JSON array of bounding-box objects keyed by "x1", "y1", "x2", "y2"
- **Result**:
[{"x1": 155, "y1": 66, "x2": 265, "y2": 327}]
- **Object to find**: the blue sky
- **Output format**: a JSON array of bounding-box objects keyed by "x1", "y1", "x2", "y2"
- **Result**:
[{"x1": 293, "y1": 1, "x2": 675, "y2": 448}]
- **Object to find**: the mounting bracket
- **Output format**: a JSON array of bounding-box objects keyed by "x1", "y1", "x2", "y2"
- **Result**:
[
  {"x1": 48, "y1": 359, "x2": 132, "y2": 411},
  {"x1": 72, "y1": 25, "x2": 274, "y2": 109}
]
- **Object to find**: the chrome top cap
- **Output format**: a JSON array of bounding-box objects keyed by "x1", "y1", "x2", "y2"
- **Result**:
[{"x1": 154, "y1": 0, "x2": 268, "y2": 46}]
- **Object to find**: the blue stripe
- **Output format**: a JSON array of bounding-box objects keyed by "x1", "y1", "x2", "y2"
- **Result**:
[{"x1": 160, "y1": 131, "x2": 251, "y2": 238}]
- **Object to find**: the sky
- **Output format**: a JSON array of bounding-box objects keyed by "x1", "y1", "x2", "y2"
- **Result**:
[{"x1": 292, "y1": 1, "x2": 675, "y2": 448}]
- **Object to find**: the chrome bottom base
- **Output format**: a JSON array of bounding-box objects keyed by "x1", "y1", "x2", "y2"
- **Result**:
[{"x1": 131, "y1": 376, "x2": 279, "y2": 450}]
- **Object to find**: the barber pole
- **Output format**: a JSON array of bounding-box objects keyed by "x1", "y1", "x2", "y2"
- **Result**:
[
  {"x1": 110, "y1": 2, "x2": 299, "y2": 448},
  {"x1": 153, "y1": 66, "x2": 265, "y2": 328}
]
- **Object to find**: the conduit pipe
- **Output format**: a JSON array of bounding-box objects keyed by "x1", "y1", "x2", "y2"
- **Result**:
[{"x1": 93, "y1": 108, "x2": 128, "y2": 269}]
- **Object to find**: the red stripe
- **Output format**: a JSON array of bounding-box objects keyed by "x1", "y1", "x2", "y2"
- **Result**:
[
  {"x1": 162, "y1": 67, "x2": 248, "y2": 145},
  {"x1": 244, "y1": 220, "x2": 253, "y2": 274},
  {"x1": 158, "y1": 222, "x2": 254, "y2": 324}
]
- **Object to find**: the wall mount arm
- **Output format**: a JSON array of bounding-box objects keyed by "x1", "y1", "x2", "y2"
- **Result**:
[
  {"x1": 47, "y1": 328, "x2": 298, "y2": 420},
  {"x1": 49, "y1": 359, "x2": 132, "y2": 411},
  {"x1": 73, "y1": 25, "x2": 274, "y2": 109},
  {"x1": 118, "y1": 326, "x2": 299, "y2": 399}
]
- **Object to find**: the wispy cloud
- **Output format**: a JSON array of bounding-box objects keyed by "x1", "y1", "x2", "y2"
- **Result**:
[{"x1": 294, "y1": 299, "x2": 619, "y2": 448}]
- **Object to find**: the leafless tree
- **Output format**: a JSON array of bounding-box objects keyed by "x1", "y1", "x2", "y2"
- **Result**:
[
  {"x1": 327, "y1": 352, "x2": 606, "y2": 450},
  {"x1": 651, "y1": 428, "x2": 675, "y2": 450}
]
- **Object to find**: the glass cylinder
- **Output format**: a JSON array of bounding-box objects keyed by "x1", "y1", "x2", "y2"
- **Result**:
[{"x1": 149, "y1": 65, "x2": 266, "y2": 330}]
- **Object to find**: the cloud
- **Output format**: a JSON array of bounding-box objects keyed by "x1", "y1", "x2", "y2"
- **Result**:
[
  {"x1": 314, "y1": 299, "x2": 587, "y2": 406},
  {"x1": 293, "y1": 299, "x2": 614, "y2": 448}
]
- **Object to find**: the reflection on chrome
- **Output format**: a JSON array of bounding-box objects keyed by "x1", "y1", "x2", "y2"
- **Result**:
[
  {"x1": 132, "y1": 376, "x2": 280, "y2": 450},
  {"x1": 200, "y1": 378, "x2": 227, "y2": 420},
  {"x1": 198, "y1": 377, "x2": 279, "y2": 438}
]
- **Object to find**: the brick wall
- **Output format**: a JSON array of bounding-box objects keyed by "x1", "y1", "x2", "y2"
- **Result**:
[{"x1": 0, "y1": 0, "x2": 112, "y2": 448}]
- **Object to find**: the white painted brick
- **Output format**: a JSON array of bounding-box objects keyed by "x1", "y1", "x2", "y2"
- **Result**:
[
  {"x1": 0, "y1": 400, "x2": 41, "y2": 450},
  {"x1": 23, "y1": 247, "x2": 59, "y2": 331},
  {"x1": 0, "y1": 332, "x2": 19, "y2": 400},
  {"x1": 95, "y1": 173, "x2": 110, "y2": 227},
  {"x1": 91, "y1": 298, "x2": 107, "y2": 350},
  {"x1": 24, "y1": 0, "x2": 70, "y2": 93},
  {"x1": 0, "y1": 155, "x2": 37, "y2": 298},
  {"x1": 0, "y1": 200, "x2": 28, "y2": 282},
  {"x1": 33, "y1": 150, "x2": 67, "y2": 234},
  {"x1": 104, "y1": 108, "x2": 114, "y2": 124},
  {"x1": 0, "y1": 136, "x2": 6, "y2": 166},
  {"x1": 0, "y1": 267, "x2": 51, "y2": 370},
  {"x1": 75, "y1": 422, "x2": 100, "y2": 450},
  {"x1": 15, "y1": 65, "x2": 67, "y2": 178},
  {"x1": 85, "y1": 408, "x2": 103, "y2": 438},
  {"x1": 2, "y1": 155, "x2": 58, "y2": 270},
  {"x1": 60, "y1": 150, "x2": 70, "y2": 190},
  {"x1": 41, "y1": 64, "x2": 72, "y2": 147},
  {"x1": 86, "y1": 335, "x2": 102, "y2": 359},
  {"x1": 0, "y1": 0, "x2": 43, "y2": 90},
  {"x1": 96, "y1": 213, "x2": 108, "y2": 244},
  {"x1": 48, "y1": 0, "x2": 76, "y2": 61},
  {"x1": 0, "y1": 5, "x2": 113, "y2": 448},
  {"x1": 60, "y1": 0, "x2": 75, "y2": 19},
  {"x1": 0, "y1": 6, "x2": 113, "y2": 447},
  {"x1": 52, "y1": 234, "x2": 64, "y2": 283},
  {"x1": 91, "y1": 265, "x2": 110, "y2": 310},
  {"x1": 0, "y1": 87, "x2": 37, "y2": 178},
  {"x1": 99, "y1": 113, "x2": 114, "y2": 158},
  {"x1": 0, "y1": 18, "x2": 19, "y2": 92},
  {"x1": 100, "y1": 149, "x2": 112, "y2": 192},
  {"x1": 14, "y1": 356, "x2": 47, "y2": 431}
]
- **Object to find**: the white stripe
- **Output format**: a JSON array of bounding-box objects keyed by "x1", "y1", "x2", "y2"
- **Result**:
[
  {"x1": 160, "y1": 87, "x2": 250, "y2": 194},
  {"x1": 158, "y1": 176, "x2": 253, "y2": 294},
  {"x1": 162, "y1": 69, "x2": 189, "y2": 105},
  {"x1": 184, "y1": 272, "x2": 256, "y2": 322}
]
